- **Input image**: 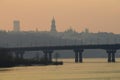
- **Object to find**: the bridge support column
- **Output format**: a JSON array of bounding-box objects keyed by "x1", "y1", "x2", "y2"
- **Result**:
[
  {"x1": 79, "y1": 49, "x2": 84, "y2": 63},
  {"x1": 108, "y1": 52, "x2": 112, "y2": 62},
  {"x1": 74, "y1": 50, "x2": 79, "y2": 63},
  {"x1": 74, "y1": 49, "x2": 84, "y2": 63},
  {"x1": 111, "y1": 50, "x2": 116, "y2": 62},
  {"x1": 112, "y1": 53, "x2": 115, "y2": 62},
  {"x1": 106, "y1": 49, "x2": 116, "y2": 63}
]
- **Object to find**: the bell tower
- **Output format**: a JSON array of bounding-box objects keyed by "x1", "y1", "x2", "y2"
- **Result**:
[{"x1": 50, "y1": 17, "x2": 57, "y2": 32}]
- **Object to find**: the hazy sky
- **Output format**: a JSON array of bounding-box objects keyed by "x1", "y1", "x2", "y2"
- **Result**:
[{"x1": 0, "y1": 0, "x2": 120, "y2": 33}]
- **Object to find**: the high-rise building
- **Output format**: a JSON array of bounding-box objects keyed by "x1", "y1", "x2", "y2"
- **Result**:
[
  {"x1": 50, "y1": 17, "x2": 57, "y2": 32},
  {"x1": 13, "y1": 20, "x2": 20, "y2": 32}
]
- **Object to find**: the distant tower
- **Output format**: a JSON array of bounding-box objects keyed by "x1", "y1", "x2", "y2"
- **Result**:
[
  {"x1": 13, "y1": 20, "x2": 20, "y2": 32},
  {"x1": 50, "y1": 17, "x2": 57, "y2": 32}
]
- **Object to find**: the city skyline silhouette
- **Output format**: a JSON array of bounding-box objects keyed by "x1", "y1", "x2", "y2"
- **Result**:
[{"x1": 0, "y1": 0, "x2": 120, "y2": 33}]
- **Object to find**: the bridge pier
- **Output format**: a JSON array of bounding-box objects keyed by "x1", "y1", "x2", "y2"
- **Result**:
[
  {"x1": 106, "y1": 49, "x2": 116, "y2": 63},
  {"x1": 108, "y1": 53, "x2": 112, "y2": 62},
  {"x1": 74, "y1": 49, "x2": 84, "y2": 63},
  {"x1": 43, "y1": 50, "x2": 53, "y2": 64},
  {"x1": 79, "y1": 49, "x2": 84, "y2": 63},
  {"x1": 74, "y1": 50, "x2": 79, "y2": 63},
  {"x1": 111, "y1": 50, "x2": 116, "y2": 62}
]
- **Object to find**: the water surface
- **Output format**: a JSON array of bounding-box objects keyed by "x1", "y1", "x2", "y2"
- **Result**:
[{"x1": 0, "y1": 58, "x2": 120, "y2": 80}]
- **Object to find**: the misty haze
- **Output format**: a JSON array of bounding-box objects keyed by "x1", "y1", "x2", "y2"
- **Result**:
[{"x1": 0, "y1": 0, "x2": 120, "y2": 80}]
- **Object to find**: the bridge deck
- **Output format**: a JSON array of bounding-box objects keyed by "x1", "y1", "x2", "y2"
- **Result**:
[{"x1": 1, "y1": 44, "x2": 120, "y2": 51}]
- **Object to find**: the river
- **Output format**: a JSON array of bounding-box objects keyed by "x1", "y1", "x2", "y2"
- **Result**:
[{"x1": 0, "y1": 58, "x2": 120, "y2": 80}]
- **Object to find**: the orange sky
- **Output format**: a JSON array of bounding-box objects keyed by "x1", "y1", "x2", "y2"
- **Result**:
[{"x1": 0, "y1": 0, "x2": 120, "y2": 33}]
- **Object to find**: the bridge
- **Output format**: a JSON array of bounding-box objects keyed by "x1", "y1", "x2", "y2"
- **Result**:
[{"x1": 1, "y1": 44, "x2": 120, "y2": 63}]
